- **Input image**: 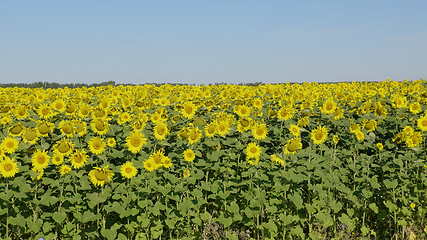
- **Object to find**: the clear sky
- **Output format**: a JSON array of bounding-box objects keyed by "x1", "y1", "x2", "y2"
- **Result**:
[{"x1": 1, "y1": 0, "x2": 426, "y2": 84}]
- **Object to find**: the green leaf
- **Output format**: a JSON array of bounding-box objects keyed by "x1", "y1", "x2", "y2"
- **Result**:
[
  {"x1": 289, "y1": 192, "x2": 304, "y2": 210},
  {"x1": 290, "y1": 225, "x2": 304, "y2": 238},
  {"x1": 383, "y1": 179, "x2": 398, "y2": 189},
  {"x1": 316, "y1": 211, "x2": 334, "y2": 228},
  {"x1": 338, "y1": 213, "x2": 355, "y2": 232},
  {"x1": 52, "y1": 210, "x2": 67, "y2": 224},
  {"x1": 368, "y1": 203, "x2": 379, "y2": 214}
]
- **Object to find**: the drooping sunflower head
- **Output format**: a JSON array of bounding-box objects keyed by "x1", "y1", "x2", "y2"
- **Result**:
[
  {"x1": 36, "y1": 121, "x2": 53, "y2": 136},
  {"x1": 284, "y1": 138, "x2": 302, "y2": 154},
  {"x1": 54, "y1": 139, "x2": 74, "y2": 156},
  {"x1": 9, "y1": 123, "x2": 24, "y2": 136},
  {"x1": 88, "y1": 166, "x2": 114, "y2": 187}
]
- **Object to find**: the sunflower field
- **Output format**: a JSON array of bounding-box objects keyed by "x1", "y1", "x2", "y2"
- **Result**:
[{"x1": 0, "y1": 80, "x2": 426, "y2": 240}]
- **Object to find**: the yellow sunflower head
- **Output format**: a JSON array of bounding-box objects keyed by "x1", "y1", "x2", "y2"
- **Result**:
[
  {"x1": 88, "y1": 137, "x2": 106, "y2": 155},
  {"x1": 183, "y1": 149, "x2": 195, "y2": 162},
  {"x1": 88, "y1": 166, "x2": 114, "y2": 187},
  {"x1": 120, "y1": 161, "x2": 138, "y2": 179},
  {"x1": 0, "y1": 157, "x2": 19, "y2": 178}
]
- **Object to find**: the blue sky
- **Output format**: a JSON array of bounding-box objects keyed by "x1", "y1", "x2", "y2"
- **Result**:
[{"x1": 1, "y1": 0, "x2": 426, "y2": 84}]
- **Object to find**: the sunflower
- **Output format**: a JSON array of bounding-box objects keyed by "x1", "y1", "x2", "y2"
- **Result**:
[
  {"x1": 391, "y1": 94, "x2": 407, "y2": 108},
  {"x1": 187, "y1": 127, "x2": 202, "y2": 145},
  {"x1": 1, "y1": 136, "x2": 19, "y2": 154},
  {"x1": 245, "y1": 142, "x2": 261, "y2": 160},
  {"x1": 251, "y1": 123, "x2": 268, "y2": 140},
  {"x1": 332, "y1": 135, "x2": 339, "y2": 145},
  {"x1": 277, "y1": 106, "x2": 295, "y2": 121},
  {"x1": 91, "y1": 119, "x2": 109, "y2": 135},
  {"x1": 88, "y1": 166, "x2": 114, "y2": 187},
  {"x1": 120, "y1": 161, "x2": 138, "y2": 179},
  {"x1": 32, "y1": 168, "x2": 44, "y2": 181},
  {"x1": 297, "y1": 116, "x2": 310, "y2": 127},
  {"x1": 37, "y1": 104, "x2": 55, "y2": 119},
  {"x1": 215, "y1": 121, "x2": 230, "y2": 137},
  {"x1": 36, "y1": 121, "x2": 53, "y2": 136},
  {"x1": 283, "y1": 138, "x2": 302, "y2": 154},
  {"x1": 70, "y1": 150, "x2": 88, "y2": 169},
  {"x1": 183, "y1": 168, "x2": 191, "y2": 178},
  {"x1": 65, "y1": 102, "x2": 78, "y2": 116},
  {"x1": 31, "y1": 150, "x2": 50, "y2": 171},
  {"x1": 54, "y1": 139, "x2": 74, "y2": 156},
  {"x1": 183, "y1": 149, "x2": 195, "y2": 162},
  {"x1": 288, "y1": 124, "x2": 300, "y2": 137},
  {"x1": 161, "y1": 155, "x2": 173, "y2": 168},
  {"x1": 88, "y1": 137, "x2": 107, "y2": 155},
  {"x1": 58, "y1": 120, "x2": 74, "y2": 137},
  {"x1": 204, "y1": 123, "x2": 217, "y2": 137},
  {"x1": 376, "y1": 143, "x2": 384, "y2": 151},
  {"x1": 78, "y1": 104, "x2": 92, "y2": 118},
  {"x1": 52, "y1": 99, "x2": 66, "y2": 112},
  {"x1": 14, "y1": 105, "x2": 29, "y2": 119},
  {"x1": 132, "y1": 119, "x2": 147, "y2": 131},
  {"x1": 237, "y1": 117, "x2": 253, "y2": 133},
  {"x1": 150, "y1": 112, "x2": 164, "y2": 124},
  {"x1": 409, "y1": 102, "x2": 422, "y2": 114},
  {"x1": 51, "y1": 152, "x2": 64, "y2": 165},
  {"x1": 106, "y1": 137, "x2": 116, "y2": 147},
  {"x1": 234, "y1": 105, "x2": 251, "y2": 117},
  {"x1": 0, "y1": 157, "x2": 19, "y2": 178},
  {"x1": 117, "y1": 112, "x2": 132, "y2": 125},
  {"x1": 320, "y1": 98, "x2": 337, "y2": 115},
  {"x1": 9, "y1": 123, "x2": 24, "y2": 136},
  {"x1": 72, "y1": 120, "x2": 87, "y2": 137},
  {"x1": 153, "y1": 122, "x2": 169, "y2": 141},
  {"x1": 417, "y1": 115, "x2": 427, "y2": 131},
  {"x1": 270, "y1": 154, "x2": 285, "y2": 167},
  {"x1": 126, "y1": 131, "x2": 147, "y2": 153},
  {"x1": 310, "y1": 126, "x2": 328, "y2": 145},
  {"x1": 354, "y1": 130, "x2": 365, "y2": 142},
  {"x1": 143, "y1": 158, "x2": 156, "y2": 172},
  {"x1": 405, "y1": 131, "x2": 422, "y2": 148},
  {"x1": 58, "y1": 164, "x2": 72, "y2": 176},
  {"x1": 150, "y1": 150, "x2": 165, "y2": 169},
  {"x1": 181, "y1": 102, "x2": 197, "y2": 119},
  {"x1": 363, "y1": 120, "x2": 377, "y2": 132}
]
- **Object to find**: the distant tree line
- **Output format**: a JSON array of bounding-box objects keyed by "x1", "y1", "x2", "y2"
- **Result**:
[
  {"x1": 1, "y1": 80, "x2": 422, "y2": 88},
  {"x1": 0, "y1": 81, "x2": 269, "y2": 88}
]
